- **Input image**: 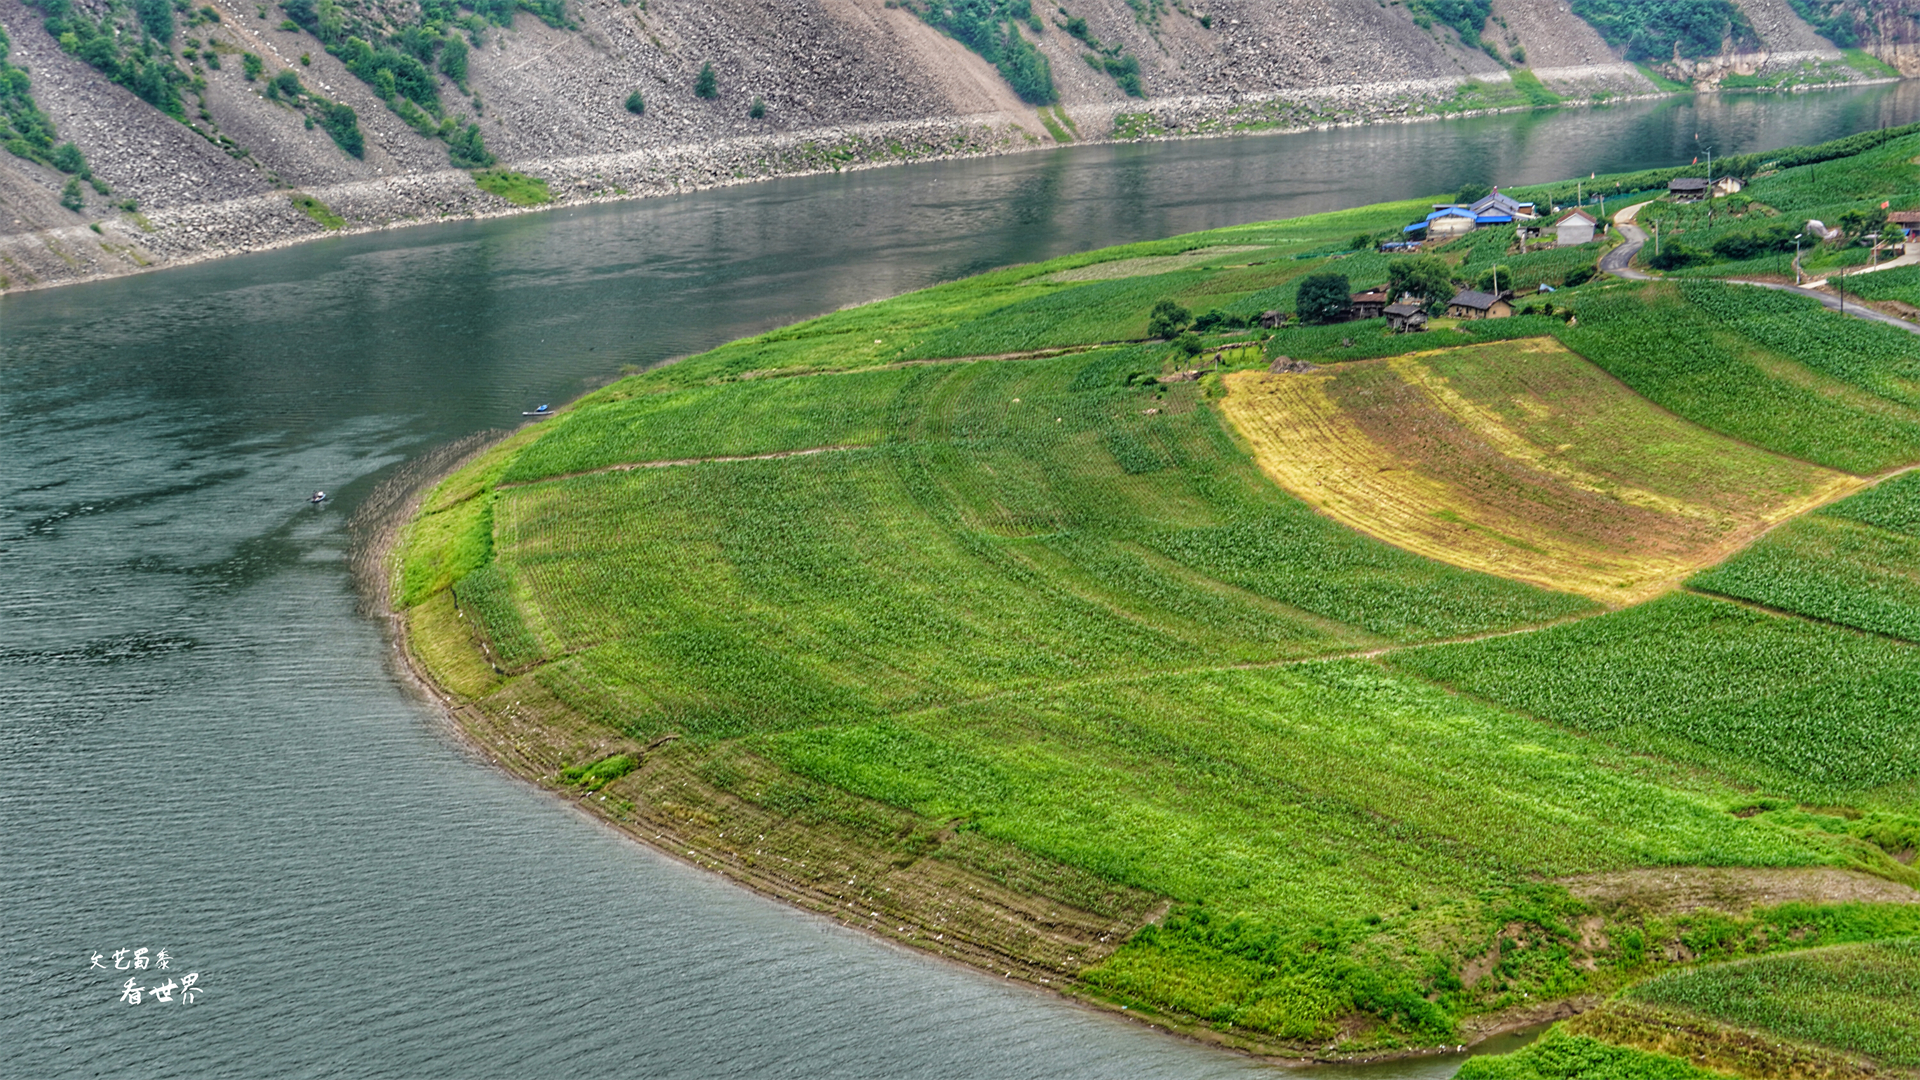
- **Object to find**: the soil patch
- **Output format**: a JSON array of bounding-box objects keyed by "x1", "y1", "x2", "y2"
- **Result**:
[{"x1": 1559, "y1": 866, "x2": 1920, "y2": 917}]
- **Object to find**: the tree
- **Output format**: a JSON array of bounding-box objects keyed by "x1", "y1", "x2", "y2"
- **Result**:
[
  {"x1": 242, "y1": 53, "x2": 264, "y2": 81},
  {"x1": 1473, "y1": 264, "x2": 1513, "y2": 293},
  {"x1": 1146, "y1": 299, "x2": 1191, "y2": 339},
  {"x1": 625, "y1": 89, "x2": 645, "y2": 115},
  {"x1": 1349, "y1": 233, "x2": 1374, "y2": 252},
  {"x1": 1296, "y1": 273, "x2": 1352, "y2": 324},
  {"x1": 694, "y1": 62, "x2": 718, "y2": 99},
  {"x1": 748, "y1": 95, "x2": 765, "y2": 119},
  {"x1": 440, "y1": 35, "x2": 469, "y2": 86},
  {"x1": 60, "y1": 175, "x2": 85, "y2": 212},
  {"x1": 1388, "y1": 255, "x2": 1455, "y2": 306},
  {"x1": 1454, "y1": 181, "x2": 1491, "y2": 204}
]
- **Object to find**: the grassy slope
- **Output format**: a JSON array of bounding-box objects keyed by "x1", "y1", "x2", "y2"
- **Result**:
[{"x1": 398, "y1": 138, "x2": 1920, "y2": 1060}]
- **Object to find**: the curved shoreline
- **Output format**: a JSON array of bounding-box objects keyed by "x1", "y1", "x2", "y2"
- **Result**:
[
  {"x1": 4, "y1": 72, "x2": 1892, "y2": 298},
  {"x1": 358, "y1": 387, "x2": 1589, "y2": 1072}
]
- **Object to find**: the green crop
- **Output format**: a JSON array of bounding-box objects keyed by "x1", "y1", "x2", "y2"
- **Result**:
[
  {"x1": 1626, "y1": 939, "x2": 1920, "y2": 1066},
  {"x1": 1388, "y1": 592, "x2": 1920, "y2": 799}
]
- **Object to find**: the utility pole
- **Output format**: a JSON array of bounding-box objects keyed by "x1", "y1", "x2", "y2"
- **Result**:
[{"x1": 1793, "y1": 233, "x2": 1803, "y2": 285}]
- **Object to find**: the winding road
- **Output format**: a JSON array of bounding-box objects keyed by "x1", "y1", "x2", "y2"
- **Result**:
[{"x1": 1603, "y1": 199, "x2": 1920, "y2": 335}]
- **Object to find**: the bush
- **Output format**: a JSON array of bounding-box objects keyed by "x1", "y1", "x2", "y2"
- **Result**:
[
  {"x1": 694, "y1": 61, "x2": 717, "y2": 99},
  {"x1": 135, "y1": 0, "x2": 173, "y2": 43},
  {"x1": 625, "y1": 88, "x2": 645, "y2": 114},
  {"x1": 1647, "y1": 243, "x2": 1696, "y2": 271},
  {"x1": 439, "y1": 34, "x2": 467, "y2": 84},
  {"x1": 449, "y1": 122, "x2": 494, "y2": 168},
  {"x1": 242, "y1": 52, "x2": 263, "y2": 80},
  {"x1": 317, "y1": 101, "x2": 364, "y2": 157},
  {"x1": 1297, "y1": 272, "x2": 1353, "y2": 324},
  {"x1": 59, "y1": 175, "x2": 84, "y2": 212},
  {"x1": 1175, "y1": 333, "x2": 1206, "y2": 358},
  {"x1": 269, "y1": 69, "x2": 302, "y2": 99},
  {"x1": 1454, "y1": 181, "x2": 1491, "y2": 204},
  {"x1": 49, "y1": 141, "x2": 87, "y2": 176},
  {"x1": 1146, "y1": 299, "x2": 1191, "y2": 339},
  {"x1": 749, "y1": 95, "x2": 765, "y2": 119}
]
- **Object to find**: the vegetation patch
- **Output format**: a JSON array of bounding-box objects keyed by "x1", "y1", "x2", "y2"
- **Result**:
[
  {"x1": 289, "y1": 192, "x2": 345, "y2": 229},
  {"x1": 396, "y1": 133, "x2": 1920, "y2": 1059},
  {"x1": 1220, "y1": 338, "x2": 1850, "y2": 601},
  {"x1": 473, "y1": 169, "x2": 551, "y2": 206}
]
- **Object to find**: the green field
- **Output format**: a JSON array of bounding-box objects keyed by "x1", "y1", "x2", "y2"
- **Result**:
[{"x1": 398, "y1": 129, "x2": 1920, "y2": 1067}]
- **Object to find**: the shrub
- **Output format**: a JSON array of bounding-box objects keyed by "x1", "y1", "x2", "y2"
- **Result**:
[
  {"x1": 449, "y1": 122, "x2": 494, "y2": 168},
  {"x1": 1296, "y1": 272, "x2": 1353, "y2": 324},
  {"x1": 49, "y1": 141, "x2": 87, "y2": 176},
  {"x1": 749, "y1": 95, "x2": 765, "y2": 118},
  {"x1": 694, "y1": 61, "x2": 717, "y2": 99},
  {"x1": 1146, "y1": 299, "x2": 1191, "y2": 338},
  {"x1": 59, "y1": 175, "x2": 84, "y2": 212},
  {"x1": 242, "y1": 52, "x2": 263, "y2": 80},
  {"x1": 1647, "y1": 242, "x2": 1696, "y2": 270},
  {"x1": 317, "y1": 101, "x2": 364, "y2": 157},
  {"x1": 136, "y1": 0, "x2": 174, "y2": 43},
  {"x1": 269, "y1": 69, "x2": 302, "y2": 99},
  {"x1": 625, "y1": 88, "x2": 645, "y2": 114},
  {"x1": 1175, "y1": 332, "x2": 1205, "y2": 357},
  {"x1": 439, "y1": 34, "x2": 467, "y2": 84}
]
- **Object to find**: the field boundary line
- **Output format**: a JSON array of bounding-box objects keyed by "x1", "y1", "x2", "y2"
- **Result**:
[
  {"x1": 497, "y1": 445, "x2": 866, "y2": 488},
  {"x1": 1682, "y1": 587, "x2": 1920, "y2": 647}
]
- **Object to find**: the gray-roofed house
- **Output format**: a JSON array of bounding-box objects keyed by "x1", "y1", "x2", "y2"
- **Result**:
[
  {"x1": 1350, "y1": 290, "x2": 1391, "y2": 320},
  {"x1": 1384, "y1": 301, "x2": 1429, "y2": 333},
  {"x1": 1669, "y1": 177, "x2": 1710, "y2": 201},
  {"x1": 1554, "y1": 208, "x2": 1597, "y2": 247},
  {"x1": 1446, "y1": 289, "x2": 1513, "y2": 320}
]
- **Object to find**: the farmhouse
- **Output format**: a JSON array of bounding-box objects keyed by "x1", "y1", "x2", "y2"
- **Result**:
[
  {"x1": 1554, "y1": 208, "x2": 1597, "y2": 247},
  {"x1": 1350, "y1": 290, "x2": 1390, "y2": 319},
  {"x1": 1259, "y1": 309, "x2": 1286, "y2": 329},
  {"x1": 1447, "y1": 289, "x2": 1513, "y2": 319},
  {"x1": 1669, "y1": 177, "x2": 1710, "y2": 201},
  {"x1": 1384, "y1": 301, "x2": 1428, "y2": 332},
  {"x1": 1468, "y1": 191, "x2": 1536, "y2": 224},
  {"x1": 1713, "y1": 176, "x2": 1745, "y2": 197}
]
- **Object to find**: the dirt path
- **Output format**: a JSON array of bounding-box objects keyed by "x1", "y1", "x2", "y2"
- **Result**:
[{"x1": 495, "y1": 445, "x2": 864, "y2": 488}]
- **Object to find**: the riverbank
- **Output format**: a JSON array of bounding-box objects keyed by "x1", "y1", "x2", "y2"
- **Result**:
[
  {"x1": 2, "y1": 72, "x2": 1893, "y2": 297},
  {"x1": 366, "y1": 403, "x2": 1614, "y2": 1071}
]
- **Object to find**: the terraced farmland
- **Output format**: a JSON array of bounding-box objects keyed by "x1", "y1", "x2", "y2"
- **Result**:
[
  {"x1": 397, "y1": 129, "x2": 1920, "y2": 1069},
  {"x1": 1220, "y1": 338, "x2": 1852, "y2": 600}
]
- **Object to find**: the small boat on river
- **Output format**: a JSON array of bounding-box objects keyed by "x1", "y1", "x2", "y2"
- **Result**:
[{"x1": 522, "y1": 404, "x2": 552, "y2": 417}]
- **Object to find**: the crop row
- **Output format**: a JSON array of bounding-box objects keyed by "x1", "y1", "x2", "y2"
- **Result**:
[
  {"x1": 1386, "y1": 591, "x2": 1920, "y2": 798},
  {"x1": 1560, "y1": 283, "x2": 1920, "y2": 473},
  {"x1": 1625, "y1": 938, "x2": 1920, "y2": 1066}
]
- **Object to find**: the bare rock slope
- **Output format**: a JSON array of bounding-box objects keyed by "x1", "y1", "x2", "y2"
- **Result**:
[{"x1": 0, "y1": 0, "x2": 1883, "y2": 291}]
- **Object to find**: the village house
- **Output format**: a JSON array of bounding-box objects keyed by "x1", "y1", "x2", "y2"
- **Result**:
[
  {"x1": 1669, "y1": 177, "x2": 1710, "y2": 202},
  {"x1": 1446, "y1": 289, "x2": 1513, "y2": 319},
  {"x1": 1350, "y1": 289, "x2": 1390, "y2": 320},
  {"x1": 1467, "y1": 191, "x2": 1536, "y2": 224},
  {"x1": 1405, "y1": 206, "x2": 1478, "y2": 238},
  {"x1": 1258, "y1": 309, "x2": 1287, "y2": 329},
  {"x1": 1553, "y1": 208, "x2": 1597, "y2": 247},
  {"x1": 1713, "y1": 176, "x2": 1745, "y2": 197},
  {"x1": 1384, "y1": 301, "x2": 1429, "y2": 333},
  {"x1": 1889, "y1": 210, "x2": 1920, "y2": 250}
]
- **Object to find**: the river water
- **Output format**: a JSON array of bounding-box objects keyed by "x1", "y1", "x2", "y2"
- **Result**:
[{"x1": 5, "y1": 83, "x2": 1918, "y2": 1079}]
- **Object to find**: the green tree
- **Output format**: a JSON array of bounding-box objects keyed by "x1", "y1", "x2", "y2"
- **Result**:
[
  {"x1": 60, "y1": 175, "x2": 84, "y2": 212},
  {"x1": 748, "y1": 95, "x2": 765, "y2": 118},
  {"x1": 1454, "y1": 181, "x2": 1491, "y2": 204},
  {"x1": 270, "y1": 69, "x2": 302, "y2": 99},
  {"x1": 1349, "y1": 233, "x2": 1374, "y2": 252},
  {"x1": 449, "y1": 121, "x2": 494, "y2": 168},
  {"x1": 49, "y1": 141, "x2": 88, "y2": 176},
  {"x1": 440, "y1": 34, "x2": 468, "y2": 86},
  {"x1": 1146, "y1": 299, "x2": 1191, "y2": 339},
  {"x1": 242, "y1": 52, "x2": 263, "y2": 81},
  {"x1": 694, "y1": 62, "x2": 717, "y2": 99},
  {"x1": 136, "y1": 0, "x2": 174, "y2": 43},
  {"x1": 1296, "y1": 272, "x2": 1352, "y2": 324},
  {"x1": 1388, "y1": 255, "x2": 1456, "y2": 306},
  {"x1": 625, "y1": 88, "x2": 645, "y2": 115},
  {"x1": 1474, "y1": 264, "x2": 1514, "y2": 293},
  {"x1": 317, "y1": 101, "x2": 364, "y2": 158}
]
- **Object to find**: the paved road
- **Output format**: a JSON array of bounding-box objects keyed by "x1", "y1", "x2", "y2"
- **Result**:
[
  {"x1": 1601, "y1": 199, "x2": 1919, "y2": 334},
  {"x1": 1599, "y1": 200, "x2": 1655, "y2": 280}
]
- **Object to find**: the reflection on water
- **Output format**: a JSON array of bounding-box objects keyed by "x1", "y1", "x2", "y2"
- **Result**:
[{"x1": 3, "y1": 84, "x2": 1916, "y2": 1079}]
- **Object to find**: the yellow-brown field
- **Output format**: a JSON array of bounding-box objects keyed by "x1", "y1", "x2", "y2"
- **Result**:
[{"x1": 1220, "y1": 338, "x2": 1862, "y2": 602}]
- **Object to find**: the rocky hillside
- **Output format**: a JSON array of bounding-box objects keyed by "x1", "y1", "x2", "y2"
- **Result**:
[{"x1": 0, "y1": 0, "x2": 1901, "y2": 291}]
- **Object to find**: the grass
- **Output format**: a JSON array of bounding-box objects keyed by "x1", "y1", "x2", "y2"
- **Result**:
[
  {"x1": 1842, "y1": 48, "x2": 1901, "y2": 79},
  {"x1": 289, "y1": 192, "x2": 345, "y2": 229},
  {"x1": 472, "y1": 169, "x2": 552, "y2": 206},
  {"x1": 396, "y1": 138, "x2": 1920, "y2": 1059},
  {"x1": 1220, "y1": 337, "x2": 1848, "y2": 601}
]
